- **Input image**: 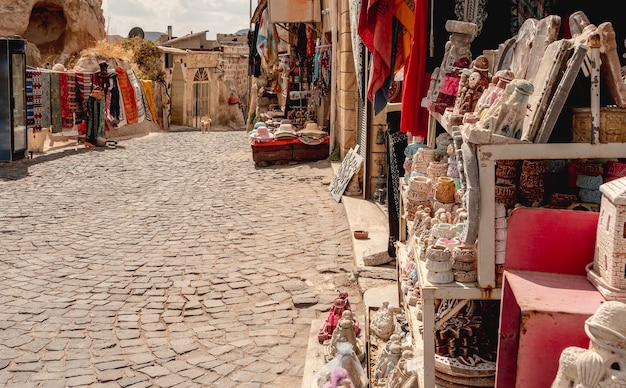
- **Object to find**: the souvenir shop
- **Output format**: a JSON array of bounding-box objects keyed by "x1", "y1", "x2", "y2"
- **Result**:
[
  {"x1": 1, "y1": 38, "x2": 159, "y2": 160},
  {"x1": 301, "y1": 0, "x2": 626, "y2": 387},
  {"x1": 247, "y1": 0, "x2": 332, "y2": 165}
]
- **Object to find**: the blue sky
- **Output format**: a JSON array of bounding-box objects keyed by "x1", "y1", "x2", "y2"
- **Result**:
[{"x1": 101, "y1": 0, "x2": 253, "y2": 39}]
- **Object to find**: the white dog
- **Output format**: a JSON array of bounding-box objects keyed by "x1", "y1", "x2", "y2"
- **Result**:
[{"x1": 200, "y1": 116, "x2": 212, "y2": 133}]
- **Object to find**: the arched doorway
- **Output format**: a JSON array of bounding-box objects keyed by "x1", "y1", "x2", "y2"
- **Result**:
[
  {"x1": 170, "y1": 62, "x2": 185, "y2": 125},
  {"x1": 193, "y1": 67, "x2": 210, "y2": 128}
]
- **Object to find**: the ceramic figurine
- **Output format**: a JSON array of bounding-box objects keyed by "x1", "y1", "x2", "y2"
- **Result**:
[
  {"x1": 382, "y1": 350, "x2": 420, "y2": 388},
  {"x1": 370, "y1": 301, "x2": 395, "y2": 341},
  {"x1": 453, "y1": 55, "x2": 491, "y2": 120},
  {"x1": 374, "y1": 334, "x2": 403, "y2": 381},
  {"x1": 324, "y1": 310, "x2": 365, "y2": 362},
  {"x1": 490, "y1": 79, "x2": 535, "y2": 139},
  {"x1": 552, "y1": 301, "x2": 626, "y2": 388},
  {"x1": 319, "y1": 292, "x2": 360, "y2": 343}
]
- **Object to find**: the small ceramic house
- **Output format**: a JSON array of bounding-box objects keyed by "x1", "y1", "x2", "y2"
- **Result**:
[{"x1": 593, "y1": 176, "x2": 626, "y2": 292}]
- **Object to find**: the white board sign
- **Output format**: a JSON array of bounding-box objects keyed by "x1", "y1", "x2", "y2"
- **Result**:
[{"x1": 328, "y1": 145, "x2": 364, "y2": 202}]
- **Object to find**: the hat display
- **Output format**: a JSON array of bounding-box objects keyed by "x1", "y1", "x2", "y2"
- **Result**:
[
  {"x1": 249, "y1": 126, "x2": 274, "y2": 143},
  {"x1": 254, "y1": 121, "x2": 266, "y2": 129},
  {"x1": 299, "y1": 121, "x2": 326, "y2": 137},
  {"x1": 274, "y1": 122, "x2": 298, "y2": 140}
]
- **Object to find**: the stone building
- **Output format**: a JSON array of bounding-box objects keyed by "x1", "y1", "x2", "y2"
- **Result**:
[{"x1": 593, "y1": 177, "x2": 626, "y2": 291}]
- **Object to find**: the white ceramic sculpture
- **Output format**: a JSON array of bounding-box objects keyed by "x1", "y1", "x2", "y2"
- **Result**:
[
  {"x1": 370, "y1": 301, "x2": 396, "y2": 341},
  {"x1": 552, "y1": 301, "x2": 626, "y2": 388}
]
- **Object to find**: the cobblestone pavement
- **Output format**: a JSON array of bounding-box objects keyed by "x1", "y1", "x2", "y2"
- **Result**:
[{"x1": 0, "y1": 128, "x2": 363, "y2": 387}]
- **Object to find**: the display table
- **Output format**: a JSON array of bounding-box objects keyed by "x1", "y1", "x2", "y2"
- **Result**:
[{"x1": 250, "y1": 137, "x2": 329, "y2": 165}]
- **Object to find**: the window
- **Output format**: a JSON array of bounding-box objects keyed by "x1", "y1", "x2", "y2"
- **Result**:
[{"x1": 165, "y1": 53, "x2": 174, "y2": 69}]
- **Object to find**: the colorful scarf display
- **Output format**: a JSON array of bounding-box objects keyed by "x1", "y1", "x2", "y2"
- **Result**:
[
  {"x1": 115, "y1": 67, "x2": 138, "y2": 124},
  {"x1": 126, "y1": 68, "x2": 146, "y2": 123},
  {"x1": 140, "y1": 79, "x2": 158, "y2": 124},
  {"x1": 256, "y1": 10, "x2": 279, "y2": 68}
]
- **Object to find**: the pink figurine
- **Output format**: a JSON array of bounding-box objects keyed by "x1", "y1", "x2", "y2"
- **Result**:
[{"x1": 318, "y1": 292, "x2": 360, "y2": 343}]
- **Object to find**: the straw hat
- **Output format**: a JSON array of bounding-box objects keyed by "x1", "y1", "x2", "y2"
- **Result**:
[
  {"x1": 274, "y1": 122, "x2": 298, "y2": 139},
  {"x1": 299, "y1": 121, "x2": 326, "y2": 136},
  {"x1": 249, "y1": 126, "x2": 274, "y2": 142}
]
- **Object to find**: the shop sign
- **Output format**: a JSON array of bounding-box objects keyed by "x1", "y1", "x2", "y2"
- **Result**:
[{"x1": 329, "y1": 145, "x2": 364, "y2": 202}]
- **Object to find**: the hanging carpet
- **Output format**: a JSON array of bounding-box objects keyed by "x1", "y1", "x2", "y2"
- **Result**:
[{"x1": 115, "y1": 67, "x2": 138, "y2": 124}]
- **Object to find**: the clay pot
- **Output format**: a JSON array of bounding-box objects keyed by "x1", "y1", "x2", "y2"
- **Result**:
[
  {"x1": 426, "y1": 258, "x2": 453, "y2": 272},
  {"x1": 427, "y1": 161, "x2": 449, "y2": 180},
  {"x1": 494, "y1": 183, "x2": 517, "y2": 208},
  {"x1": 454, "y1": 270, "x2": 477, "y2": 283},
  {"x1": 431, "y1": 223, "x2": 457, "y2": 240},
  {"x1": 496, "y1": 164, "x2": 519, "y2": 179},
  {"x1": 427, "y1": 270, "x2": 454, "y2": 284},
  {"x1": 452, "y1": 244, "x2": 477, "y2": 263},
  {"x1": 435, "y1": 177, "x2": 456, "y2": 203},
  {"x1": 521, "y1": 159, "x2": 549, "y2": 175},
  {"x1": 425, "y1": 245, "x2": 451, "y2": 262},
  {"x1": 519, "y1": 172, "x2": 546, "y2": 188}
]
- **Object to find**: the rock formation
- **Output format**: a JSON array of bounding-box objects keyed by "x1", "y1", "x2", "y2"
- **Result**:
[{"x1": 0, "y1": 0, "x2": 105, "y2": 65}]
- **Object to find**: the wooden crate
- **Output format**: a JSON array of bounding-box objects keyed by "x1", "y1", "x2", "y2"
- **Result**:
[
  {"x1": 292, "y1": 142, "x2": 329, "y2": 161},
  {"x1": 251, "y1": 142, "x2": 293, "y2": 163}
]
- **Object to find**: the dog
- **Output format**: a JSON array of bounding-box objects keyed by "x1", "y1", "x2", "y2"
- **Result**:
[{"x1": 200, "y1": 116, "x2": 212, "y2": 133}]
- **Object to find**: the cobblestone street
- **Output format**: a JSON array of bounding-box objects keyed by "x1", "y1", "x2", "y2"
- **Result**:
[{"x1": 0, "y1": 128, "x2": 363, "y2": 387}]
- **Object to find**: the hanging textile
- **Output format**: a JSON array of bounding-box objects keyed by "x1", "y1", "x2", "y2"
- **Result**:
[
  {"x1": 75, "y1": 72, "x2": 93, "y2": 124},
  {"x1": 59, "y1": 72, "x2": 77, "y2": 130},
  {"x1": 86, "y1": 88, "x2": 104, "y2": 145},
  {"x1": 256, "y1": 9, "x2": 279, "y2": 68},
  {"x1": 386, "y1": 111, "x2": 407, "y2": 257},
  {"x1": 31, "y1": 69, "x2": 43, "y2": 132},
  {"x1": 358, "y1": 0, "x2": 395, "y2": 104},
  {"x1": 26, "y1": 70, "x2": 34, "y2": 129},
  {"x1": 41, "y1": 72, "x2": 51, "y2": 129},
  {"x1": 394, "y1": 0, "x2": 415, "y2": 71},
  {"x1": 140, "y1": 79, "x2": 158, "y2": 124},
  {"x1": 126, "y1": 68, "x2": 146, "y2": 123},
  {"x1": 372, "y1": 18, "x2": 401, "y2": 115},
  {"x1": 115, "y1": 67, "x2": 138, "y2": 124},
  {"x1": 248, "y1": 22, "x2": 262, "y2": 77},
  {"x1": 50, "y1": 72, "x2": 62, "y2": 133},
  {"x1": 349, "y1": 0, "x2": 364, "y2": 97},
  {"x1": 108, "y1": 75, "x2": 121, "y2": 122},
  {"x1": 399, "y1": 0, "x2": 429, "y2": 138}
]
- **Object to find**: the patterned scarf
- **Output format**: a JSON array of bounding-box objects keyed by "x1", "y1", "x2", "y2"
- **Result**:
[
  {"x1": 140, "y1": 79, "x2": 158, "y2": 123},
  {"x1": 115, "y1": 68, "x2": 138, "y2": 124},
  {"x1": 126, "y1": 68, "x2": 146, "y2": 123}
]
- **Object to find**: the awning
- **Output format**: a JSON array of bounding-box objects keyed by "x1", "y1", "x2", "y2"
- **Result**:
[{"x1": 267, "y1": 0, "x2": 320, "y2": 23}]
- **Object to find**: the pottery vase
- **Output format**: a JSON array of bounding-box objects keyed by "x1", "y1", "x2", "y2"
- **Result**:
[{"x1": 435, "y1": 177, "x2": 456, "y2": 203}]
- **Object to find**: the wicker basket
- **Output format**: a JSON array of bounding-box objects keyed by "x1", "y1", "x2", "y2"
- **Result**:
[{"x1": 571, "y1": 107, "x2": 626, "y2": 143}]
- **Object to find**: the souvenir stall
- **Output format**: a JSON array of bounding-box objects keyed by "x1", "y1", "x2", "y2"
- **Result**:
[
  {"x1": 23, "y1": 59, "x2": 158, "y2": 152},
  {"x1": 363, "y1": 2, "x2": 626, "y2": 387},
  {"x1": 248, "y1": 0, "x2": 332, "y2": 166}
]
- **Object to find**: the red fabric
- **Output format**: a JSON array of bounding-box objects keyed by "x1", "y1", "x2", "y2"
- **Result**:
[
  {"x1": 250, "y1": 137, "x2": 329, "y2": 148},
  {"x1": 358, "y1": 0, "x2": 395, "y2": 102},
  {"x1": 400, "y1": 0, "x2": 429, "y2": 138},
  {"x1": 115, "y1": 68, "x2": 138, "y2": 124}
]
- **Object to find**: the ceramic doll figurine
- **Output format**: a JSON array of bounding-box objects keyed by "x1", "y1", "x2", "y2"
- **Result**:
[
  {"x1": 454, "y1": 55, "x2": 490, "y2": 115},
  {"x1": 465, "y1": 69, "x2": 515, "y2": 124},
  {"x1": 319, "y1": 292, "x2": 360, "y2": 343},
  {"x1": 324, "y1": 310, "x2": 365, "y2": 362}
]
